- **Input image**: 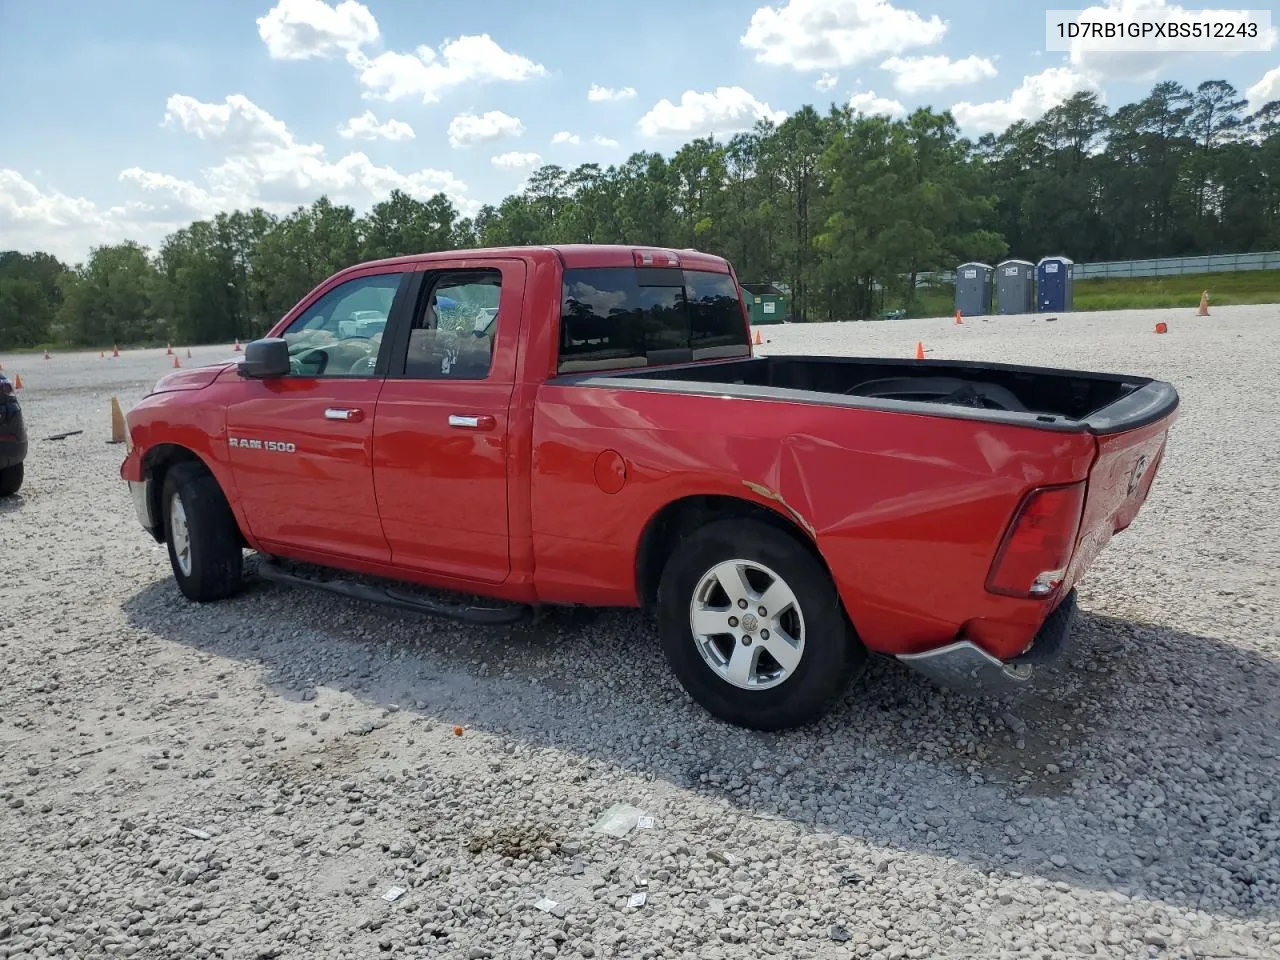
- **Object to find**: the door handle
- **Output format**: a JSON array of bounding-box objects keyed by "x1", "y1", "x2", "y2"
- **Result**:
[
  {"x1": 448, "y1": 414, "x2": 496, "y2": 431},
  {"x1": 324, "y1": 407, "x2": 364, "y2": 422}
]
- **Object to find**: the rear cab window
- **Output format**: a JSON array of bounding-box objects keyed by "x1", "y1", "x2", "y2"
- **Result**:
[{"x1": 558, "y1": 265, "x2": 750, "y2": 373}]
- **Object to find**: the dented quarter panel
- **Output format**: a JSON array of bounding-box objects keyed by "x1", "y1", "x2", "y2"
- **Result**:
[{"x1": 529, "y1": 382, "x2": 1099, "y2": 658}]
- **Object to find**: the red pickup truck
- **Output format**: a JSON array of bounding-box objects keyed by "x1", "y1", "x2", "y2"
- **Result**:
[{"x1": 120, "y1": 245, "x2": 1178, "y2": 730}]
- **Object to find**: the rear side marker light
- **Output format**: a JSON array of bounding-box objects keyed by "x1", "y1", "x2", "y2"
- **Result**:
[{"x1": 986, "y1": 482, "x2": 1087, "y2": 599}]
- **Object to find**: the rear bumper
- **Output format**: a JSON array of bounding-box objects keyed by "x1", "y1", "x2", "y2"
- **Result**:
[
  {"x1": 0, "y1": 436, "x2": 27, "y2": 469},
  {"x1": 896, "y1": 589, "x2": 1077, "y2": 692}
]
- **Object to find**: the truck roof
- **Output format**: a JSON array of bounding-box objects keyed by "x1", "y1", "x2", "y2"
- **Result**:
[{"x1": 342, "y1": 244, "x2": 733, "y2": 276}]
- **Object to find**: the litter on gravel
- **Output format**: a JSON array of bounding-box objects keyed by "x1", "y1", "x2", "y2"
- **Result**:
[{"x1": 590, "y1": 803, "x2": 645, "y2": 837}]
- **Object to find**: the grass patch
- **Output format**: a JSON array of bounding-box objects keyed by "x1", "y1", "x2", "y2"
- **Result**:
[
  {"x1": 1074, "y1": 270, "x2": 1280, "y2": 310},
  {"x1": 906, "y1": 286, "x2": 957, "y2": 318},
  {"x1": 894, "y1": 269, "x2": 1280, "y2": 318}
]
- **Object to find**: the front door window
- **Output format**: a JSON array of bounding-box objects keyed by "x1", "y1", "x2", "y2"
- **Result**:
[{"x1": 281, "y1": 273, "x2": 402, "y2": 378}]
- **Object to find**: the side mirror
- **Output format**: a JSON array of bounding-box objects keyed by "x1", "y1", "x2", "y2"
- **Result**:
[{"x1": 237, "y1": 337, "x2": 291, "y2": 379}]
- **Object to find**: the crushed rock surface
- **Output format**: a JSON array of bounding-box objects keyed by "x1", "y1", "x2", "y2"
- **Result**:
[{"x1": 1, "y1": 305, "x2": 1277, "y2": 959}]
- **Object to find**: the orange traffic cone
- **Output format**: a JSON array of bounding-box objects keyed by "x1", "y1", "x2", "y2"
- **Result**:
[
  {"x1": 186, "y1": 347, "x2": 192, "y2": 359},
  {"x1": 1154, "y1": 322, "x2": 1168, "y2": 334},
  {"x1": 233, "y1": 339, "x2": 242, "y2": 352},
  {"x1": 43, "y1": 349, "x2": 51, "y2": 360},
  {"x1": 914, "y1": 341, "x2": 925, "y2": 360},
  {"x1": 172, "y1": 355, "x2": 181, "y2": 369},
  {"x1": 1197, "y1": 291, "x2": 1209, "y2": 316},
  {"x1": 108, "y1": 396, "x2": 126, "y2": 444},
  {"x1": 112, "y1": 344, "x2": 120, "y2": 358},
  {"x1": 955, "y1": 309, "x2": 963, "y2": 325},
  {"x1": 99, "y1": 351, "x2": 105, "y2": 359},
  {"x1": 12, "y1": 373, "x2": 22, "y2": 389},
  {"x1": 753, "y1": 328, "x2": 763, "y2": 345},
  {"x1": 165, "y1": 343, "x2": 173, "y2": 355}
]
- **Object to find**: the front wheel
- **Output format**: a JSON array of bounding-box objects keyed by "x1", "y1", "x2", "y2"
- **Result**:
[
  {"x1": 656, "y1": 518, "x2": 866, "y2": 730},
  {"x1": 161, "y1": 462, "x2": 244, "y2": 602},
  {"x1": 0, "y1": 462, "x2": 23, "y2": 496}
]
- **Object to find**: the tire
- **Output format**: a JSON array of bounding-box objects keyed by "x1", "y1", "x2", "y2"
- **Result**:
[
  {"x1": 0, "y1": 462, "x2": 22, "y2": 496},
  {"x1": 656, "y1": 518, "x2": 866, "y2": 731},
  {"x1": 161, "y1": 462, "x2": 243, "y2": 602}
]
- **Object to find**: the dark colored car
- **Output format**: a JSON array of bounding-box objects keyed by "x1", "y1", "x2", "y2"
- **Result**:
[{"x1": 0, "y1": 373, "x2": 26, "y2": 496}]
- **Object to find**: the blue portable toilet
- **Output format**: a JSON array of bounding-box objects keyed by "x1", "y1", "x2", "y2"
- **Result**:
[{"x1": 1036, "y1": 256, "x2": 1074, "y2": 312}]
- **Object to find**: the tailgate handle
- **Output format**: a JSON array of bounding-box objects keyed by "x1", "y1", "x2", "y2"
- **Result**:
[
  {"x1": 324, "y1": 407, "x2": 364, "y2": 422},
  {"x1": 449, "y1": 414, "x2": 496, "y2": 431}
]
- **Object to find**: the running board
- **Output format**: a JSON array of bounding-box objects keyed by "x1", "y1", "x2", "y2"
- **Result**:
[{"x1": 254, "y1": 558, "x2": 530, "y2": 625}]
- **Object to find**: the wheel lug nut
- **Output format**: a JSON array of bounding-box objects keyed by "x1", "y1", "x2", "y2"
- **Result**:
[
  {"x1": 761, "y1": 629, "x2": 770, "y2": 640},
  {"x1": 728, "y1": 616, "x2": 738, "y2": 627},
  {"x1": 758, "y1": 606, "x2": 767, "y2": 616},
  {"x1": 740, "y1": 636, "x2": 752, "y2": 646},
  {"x1": 737, "y1": 599, "x2": 748, "y2": 609}
]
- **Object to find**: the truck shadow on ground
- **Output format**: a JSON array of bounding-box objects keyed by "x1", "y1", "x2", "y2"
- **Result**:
[{"x1": 121, "y1": 575, "x2": 1280, "y2": 920}]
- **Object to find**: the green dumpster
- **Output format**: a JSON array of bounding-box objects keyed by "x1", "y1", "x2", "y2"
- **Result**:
[{"x1": 740, "y1": 282, "x2": 787, "y2": 325}]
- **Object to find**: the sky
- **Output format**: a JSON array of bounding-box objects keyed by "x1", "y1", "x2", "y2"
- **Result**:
[{"x1": 1, "y1": 0, "x2": 1277, "y2": 264}]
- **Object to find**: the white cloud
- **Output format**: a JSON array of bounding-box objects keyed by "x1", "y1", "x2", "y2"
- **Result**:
[
  {"x1": 588, "y1": 84, "x2": 637, "y2": 102},
  {"x1": 337, "y1": 110, "x2": 415, "y2": 141},
  {"x1": 352, "y1": 33, "x2": 546, "y2": 103},
  {"x1": 256, "y1": 0, "x2": 378, "y2": 60},
  {"x1": 491, "y1": 151, "x2": 543, "y2": 171},
  {"x1": 149, "y1": 94, "x2": 471, "y2": 213},
  {"x1": 1064, "y1": 1, "x2": 1275, "y2": 81},
  {"x1": 592, "y1": 135, "x2": 620, "y2": 148},
  {"x1": 162, "y1": 94, "x2": 294, "y2": 150},
  {"x1": 551, "y1": 131, "x2": 581, "y2": 145},
  {"x1": 815, "y1": 72, "x2": 839, "y2": 92},
  {"x1": 118, "y1": 168, "x2": 221, "y2": 219},
  {"x1": 951, "y1": 67, "x2": 1098, "y2": 134},
  {"x1": 880, "y1": 55, "x2": 997, "y2": 94},
  {"x1": 1247, "y1": 66, "x2": 1280, "y2": 111},
  {"x1": 1, "y1": 92, "x2": 480, "y2": 262},
  {"x1": 638, "y1": 86, "x2": 787, "y2": 137},
  {"x1": 741, "y1": 0, "x2": 946, "y2": 70},
  {"x1": 447, "y1": 110, "x2": 524, "y2": 148},
  {"x1": 0, "y1": 169, "x2": 187, "y2": 262},
  {"x1": 0, "y1": 169, "x2": 112, "y2": 256},
  {"x1": 848, "y1": 89, "x2": 907, "y2": 118}
]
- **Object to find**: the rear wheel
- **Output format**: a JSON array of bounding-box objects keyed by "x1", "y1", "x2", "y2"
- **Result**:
[
  {"x1": 161, "y1": 462, "x2": 243, "y2": 601},
  {"x1": 0, "y1": 463, "x2": 22, "y2": 496},
  {"x1": 656, "y1": 518, "x2": 866, "y2": 730}
]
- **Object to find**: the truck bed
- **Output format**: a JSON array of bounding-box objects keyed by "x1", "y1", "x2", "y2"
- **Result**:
[{"x1": 557, "y1": 355, "x2": 1178, "y2": 435}]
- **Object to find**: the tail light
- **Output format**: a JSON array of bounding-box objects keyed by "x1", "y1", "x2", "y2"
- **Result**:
[{"x1": 986, "y1": 482, "x2": 1086, "y2": 598}]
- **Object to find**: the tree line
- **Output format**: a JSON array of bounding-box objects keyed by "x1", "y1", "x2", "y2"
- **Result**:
[{"x1": 2, "y1": 79, "x2": 1278, "y2": 349}]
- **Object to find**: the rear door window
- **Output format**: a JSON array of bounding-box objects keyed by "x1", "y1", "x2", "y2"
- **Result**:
[
  {"x1": 403, "y1": 270, "x2": 502, "y2": 380},
  {"x1": 559, "y1": 267, "x2": 749, "y2": 373}
]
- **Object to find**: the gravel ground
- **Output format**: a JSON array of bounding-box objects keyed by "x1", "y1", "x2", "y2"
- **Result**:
[{"x1": 2, "y1": 304, "x2": 1278, "y2": 960}]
